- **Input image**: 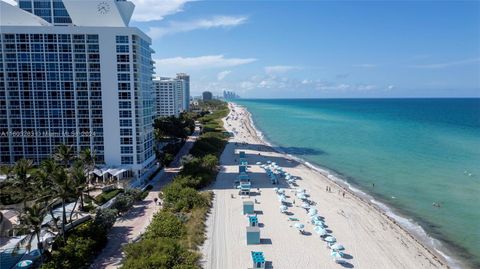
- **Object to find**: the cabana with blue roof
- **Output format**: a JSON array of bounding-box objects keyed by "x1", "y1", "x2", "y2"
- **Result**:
[
  {"x1": 248, "y1": 215, "x2": 259, "y2": 227},
  {"x1": 243, "y1": 200, "x2": 254, "y2": 214},
  {"x1": 251, "y1": 251, "x2": 266, "y2": 269},
  {"x1": 246, "y1": 227, "x2": 260, "y2": 245}
]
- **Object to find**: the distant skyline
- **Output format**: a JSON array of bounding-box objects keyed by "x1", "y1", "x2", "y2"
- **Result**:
[{"x1": 4, "y1": 0, "x2": 479, "y2": 98}]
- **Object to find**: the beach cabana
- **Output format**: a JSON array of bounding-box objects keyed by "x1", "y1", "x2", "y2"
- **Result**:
[
  {"x1": 251, "y1": 251, "x2": 265, "y2": 269},
  {"x1": 246, "y1": 227, "x2": 261, "y2": 245},
  {"x1": 248, "y1": 215, "x2": 259, "y2": 227},
  {"x1": 331, "y1": 251, "x2": 344, "y2": 259},
  {"x1": 243, "y1": 201, "x2": 255, "y2": 214}
]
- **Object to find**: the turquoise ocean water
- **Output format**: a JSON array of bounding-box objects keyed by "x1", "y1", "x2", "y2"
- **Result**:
[{"x1": 234, "y1": 98, "x2": 480, "y2": 268}]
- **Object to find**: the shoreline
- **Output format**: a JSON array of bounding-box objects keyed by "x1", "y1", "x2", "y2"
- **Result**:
[
  {"x1": 201, "y1": 102, "x2": 452, "y2": 269},
  {"x1": 238, "y1": 102, "x2": 461, "y2": 269}
]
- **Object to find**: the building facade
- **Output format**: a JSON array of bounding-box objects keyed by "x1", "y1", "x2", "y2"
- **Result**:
[
  {"x1": 202, "y1": 91, "x2": 213, "y2": 101},
  {"x1": 153, "y1": 73, "x2": 190, "y2": 118},
  {"x1": 0, "y1": 0, "x2": 156, "y2": 180},
  {"x1": 153, "y1": 77, "x2": 184, "y2": 118},
  {"x1": 176, "y1": 73, "x2": 190, "y2": 111}
]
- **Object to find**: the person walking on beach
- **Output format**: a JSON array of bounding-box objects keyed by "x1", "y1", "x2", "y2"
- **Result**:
[
  {"x1": 342, "y1": 191, "x2": 345, "y2": 198},
  {"x1": 325, "y1": 186, "x2": 328, "y2": 192}
]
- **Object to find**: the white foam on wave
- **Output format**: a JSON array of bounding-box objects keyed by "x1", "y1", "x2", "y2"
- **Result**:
[{"x1": 233, "y1": 102, "x2": 463, "y2": 269}]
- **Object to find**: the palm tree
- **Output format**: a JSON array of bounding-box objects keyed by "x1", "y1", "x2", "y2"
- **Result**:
[
  {"x1": 16, "y1": 202, "x2": 56, "y2": 264},
  {"x1": 53, "y1": 144, "x2": 74, "y2": 168},
  {"x1": 69, "y1": 160, "x2": 88, "y2": 222},
  {"x1": 6, "y1": 159, "x2": 35, "y2": 211},
  {"x1": 50, "y1": 167, "x2": 76, "y2": 242},
  {"x1": 79, "y1": 148, "x2": 96, "y2": 188},
  {"x1": 34, "y1": 159, "x2": 61, "y2": 232}
]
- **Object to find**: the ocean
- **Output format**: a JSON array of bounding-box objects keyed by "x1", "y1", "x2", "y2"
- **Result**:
[{"x1": 234, "y1": 98, "x2": 480, "y2": 268}]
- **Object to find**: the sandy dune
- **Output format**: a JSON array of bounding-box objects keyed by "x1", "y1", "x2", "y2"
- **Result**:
[{"x1": 200, "y1": 103, "x2": 448, "y2": 269}]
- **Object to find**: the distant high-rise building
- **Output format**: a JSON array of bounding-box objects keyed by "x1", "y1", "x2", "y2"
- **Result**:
[
  {"x1": 202, "y1": 91, "x2": 213, "y2": 101},
  {"x1": 223, "y1": 90, "x2": 240, "y2": 99},
  {"x1": 176, "y1": 73, "x2": 190, "y2": 111},
  {"x1": 153, "y1": 77, "x2": 184, "y2": 117},
  {"x1": 0, "y1": 0, "x2": 156, "y2": 180}
]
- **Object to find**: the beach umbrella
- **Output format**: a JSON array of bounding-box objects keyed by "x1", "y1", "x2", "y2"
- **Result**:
[
  {"x1": 331, "y1": 244, "x2": 345, "y2": 251},
  {"x1": 297, "y1": 193, "x2": 307, "y2": 200},
  {"x1": 331, "y1": 251, "x2": 343, "y2": 258},
  {"x1": 296, "y1": 188, "x2": 305, "y2": 193},
  {"x1": 308, "y1": 208, "x2": 318, "y2": 215},
  {"x1": 274, "y1": 187, "x2": 279, "y2": 192},
  {"x1": 314, "y1": 226, "x2": 327, "y2": 235},
  {"x1": 272, "y1": 162, "x2": 277, "y2": 166},
  {"x1": 294, "y1": 223, "x2": 305, "y2": 230},
  {"x1": 280, "y1": 205, "x2": 288, "y2": 212},
  {"x1": 278, "y1": 197, "x2": 287, "y2": 203},
  {"x1": 301, "y1": 202, "x2": 310, "y2": 209},
  {"x1": 325, "y1": 236, "x2": 336, "y2": 243},
  {"x1": 277, "y1": 188, "x2": 285, "y2": 194},
  {"x1": 16, "y1": 260, "x2": 33, "y2": 268}
]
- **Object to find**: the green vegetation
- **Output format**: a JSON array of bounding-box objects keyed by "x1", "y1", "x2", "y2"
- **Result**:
[
  {"x1": 122, "y1": 101, "x2": 229, "y2": 268},
  {"x1": 41, "y1": 220, "x2": 108, "y2": 269},
  {"x1": 95, "y1": 189, "x2": 123, "y2": 205}
]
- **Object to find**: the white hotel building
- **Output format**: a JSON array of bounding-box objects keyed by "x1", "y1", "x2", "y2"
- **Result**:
[
  {"x1": 153, "y1": 74, "x2": 189, "y2": 118},
  {"x1": 0, "y1": 0, "x2": 156, "y2": 180}
]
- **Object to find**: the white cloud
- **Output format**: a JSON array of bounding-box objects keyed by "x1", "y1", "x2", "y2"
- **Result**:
[
  {"x1": 264, "y1": 65, "x2": 300, "y2": 74},
  {"x1": 409, "y1": 58, "x2": 480, "y2": 69},
  {"x1": 352, "y1": 64, "x2": 377, "y2": 68},
  {"x1": 155, "y1": 55, "x2": 256, "y2": 72},
  {"x1": 148, "y1": 15, "x2": 247, "y2": 39},
  {"x1": 131, "y1": 0, "x2": 193, "y2": 22},
  {"x1": 217, "y1": 70, "x2": 231, "y2": 81}
]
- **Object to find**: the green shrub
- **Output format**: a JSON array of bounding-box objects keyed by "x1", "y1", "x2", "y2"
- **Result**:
[
  {"x1": 160, "y1": 183, "x2": 208, "y2": 212},
  {"x1": 124, "y1": 188, "x2": 144, "y2": 201},
  {"x1": 112, "y1": 193, "x2": 134, "y2": 213},
  {"x1": 95, "y1": 189, "x2": 123, "y2": 205},
  {"x1": 144, "y1": 211, "x2": 186, "y2": 239},
  {"x1": 122, "y1": 238, "x2": 199, "y2": 269},
  {"x1": 94, "y1": 208, "x2": 118, "y2": 231}
]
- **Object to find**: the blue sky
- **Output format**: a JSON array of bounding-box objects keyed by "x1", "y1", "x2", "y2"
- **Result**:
[{"x1": 7, "y1": 0, "x2": 480, "y2": 98}]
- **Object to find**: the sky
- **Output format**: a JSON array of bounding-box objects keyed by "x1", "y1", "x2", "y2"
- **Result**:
[{"x1": 4, "y1": 0, "x2": 480, "y2": 98}]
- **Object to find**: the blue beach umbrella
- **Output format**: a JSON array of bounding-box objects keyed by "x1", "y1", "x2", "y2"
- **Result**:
[
  {"x1": 313, "y1": 220, "x2": 325, "y2": 227},
  {"x1": 308, "y1": 208, "x2": 318, "y2": 215},
  {"x1": 280, "y1": 205, "x2": 288, "y2": 212},
  {"x1": 331, "y1": 244, "x2": 345, "y2": 251},
  {"x1": 301, "y1": 202, "x2": 310, "y2": 209},
  {"x1": 16, "y1": 260, "x2": 33, "y2": 268},
  {"x1": 294, "y1": 223, "x2": 305, "y2": 230},
  {"x1": 331, "y1": 251, "x2": 343, "y2": 258},
  {"x1": 325, "y1": 236, "x2": 336, "y2": 243},
  {"x1": 314, "y1": 226, "x2": 327, "y2": 235}
]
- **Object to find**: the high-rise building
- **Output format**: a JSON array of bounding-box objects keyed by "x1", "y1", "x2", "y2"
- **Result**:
[
  {"x1": 202, "y1": 91, "x2": 213, "y2": 101},
  {"x1": 153, "y1": 77, "x2": 184, "y2": 118},
  {"x1": 176, "y1": 73, "x2": 190, "y2": 111},
  {"x1": 0, "y1": 0, "x2": 156, "y2": 180}
]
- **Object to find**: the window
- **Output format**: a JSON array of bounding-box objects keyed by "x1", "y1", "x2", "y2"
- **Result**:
[
  {"x1": 121, "y1": 156, "x2": 133, "y2": 164},
  {"x1": 116, "y1": 35, "x2": 129, "y2": 44}
]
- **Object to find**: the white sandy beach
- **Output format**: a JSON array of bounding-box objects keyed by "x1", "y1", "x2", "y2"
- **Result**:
[{"x1": 200, "y1": 103, "x2": 448, "y2": 269}]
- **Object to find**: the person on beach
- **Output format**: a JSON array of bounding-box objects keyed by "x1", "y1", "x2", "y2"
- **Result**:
[
  {"x1": 342, "y1": 191, "x2": 345, "y2": 198},
  {"x1": 325, "y1": 186, "x2": 328, "y2": 192},
  {"x1": 154, "y1": 198, "x2": 158, "y2": 205}
]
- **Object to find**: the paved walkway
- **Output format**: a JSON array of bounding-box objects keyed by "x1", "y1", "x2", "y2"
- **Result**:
[{"x1": 90, "y1": 130, "x2": 200, "y2": 269}]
